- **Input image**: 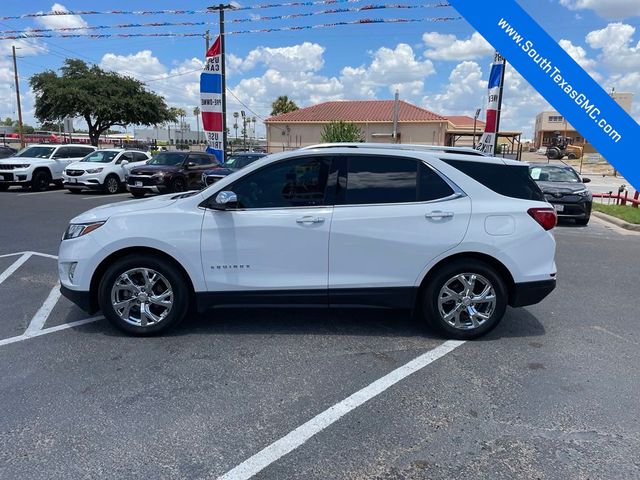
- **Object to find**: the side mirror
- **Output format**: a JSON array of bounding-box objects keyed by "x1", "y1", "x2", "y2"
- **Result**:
[
  {"x1": 212, "y1": 191, "x2": 238, "y2": 210},
  {"x1": 186, "y1": 161, "x2": 196, "y2": 168},
  {"x1": 582, "y1": 177, "x2": 591, "y2": 183},
  {"x1": 120, "y1": 159, "x2": 129, "y2": 166}
]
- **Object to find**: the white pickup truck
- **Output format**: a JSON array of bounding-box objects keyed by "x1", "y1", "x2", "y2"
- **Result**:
[{"x1": 0, "y1": 144, "x2": 96, "y2": 191}]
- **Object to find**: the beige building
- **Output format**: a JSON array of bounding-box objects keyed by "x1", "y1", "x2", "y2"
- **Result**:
[
  {"x1": 533, "y1": 91, "x2": 633, "y2": 150},
  {"x1": 265, "y1": 100, "x2": 449, "y2": 152}
]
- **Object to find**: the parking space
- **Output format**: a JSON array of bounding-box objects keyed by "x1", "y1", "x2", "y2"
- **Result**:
[{"x1": 1, "y1": 190, "x2": 639, "y2": 479}]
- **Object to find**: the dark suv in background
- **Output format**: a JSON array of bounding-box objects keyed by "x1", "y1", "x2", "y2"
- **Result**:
[
  {"x1": 202, "y1": 152, "x2": 267, "y2": 187},
  {"x1": 127, "y1": 151, "x2": 220, "y2": 198}
]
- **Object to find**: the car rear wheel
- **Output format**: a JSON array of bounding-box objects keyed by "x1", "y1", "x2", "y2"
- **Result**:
[
  {"x1": 130, "y1": 188, "x2": 146, "y2": 198},
  {"x1": 575, "y1": 216, "x2": 590, "y2": 226},
  {"x1": 31, "y1": 170, "x2": 51, "y2": 192},
  {"x1": 103, "y1": 175, "x2": 120, "y2": 194},
  {"x1": 98, "y1": 254, "x2": 189, "y2": 335},
  {"x1": 421, "y1": 259, "x2": 507, "y2": 340}
]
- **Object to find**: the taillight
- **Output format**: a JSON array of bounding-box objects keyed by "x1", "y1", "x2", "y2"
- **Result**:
[{"x1": 527, "y1": 208, "x2": 557, "y2": 231}]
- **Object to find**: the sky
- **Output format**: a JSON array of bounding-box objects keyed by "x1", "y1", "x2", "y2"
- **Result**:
[{"x1": 1, "y1": 0, "x2": 639, "y2": 140}]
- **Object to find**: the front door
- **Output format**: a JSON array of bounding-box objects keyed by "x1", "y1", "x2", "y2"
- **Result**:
[
  {"x1": 328, "y1": 155, "x2": 471, "y2": 305},
  {"x1": 201, "y1": 155, "x2": 335, "y2": 301}
]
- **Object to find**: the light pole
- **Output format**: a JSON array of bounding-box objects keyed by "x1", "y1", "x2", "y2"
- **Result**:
[
  {"x1": 207, "y1": 3, "x2": 238, "y2": 161},
  {"x1": 240, "y1": 110, "x2": 246, "y2": 150},
  {"x1": 472, "y1": 108, "x2": 481, "y2": 149}
]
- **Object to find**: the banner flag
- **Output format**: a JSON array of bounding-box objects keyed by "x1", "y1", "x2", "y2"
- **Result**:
[
  {"x1": 200, "y1": 36, "x2": 224, "y2": 163},
  {"x1": 449, "y1": 0, "x2": 640, "y2": 189},
  {"x1": 476, "y1": 52, "x2": 505, "y2": 155}
]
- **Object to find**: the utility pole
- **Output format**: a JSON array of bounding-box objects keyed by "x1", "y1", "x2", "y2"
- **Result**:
[
  {"x1": 12, "y1": 45, "x2": 25, "y2": 149},
  {"x1": 472, "y1": 108, "x2": 481, "y2": 149},
  {"x1": 207, "y1": 3, "x2": 237, "y2": 162},
  {"x1": 205, "y1": 29, "x2": 210, "y2": 54}
]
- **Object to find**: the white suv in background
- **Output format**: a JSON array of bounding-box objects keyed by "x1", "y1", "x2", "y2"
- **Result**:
[
  {"x1": 0, "y1": 144, "x2": 96, "y2": 191},
  {"x1": 63, "y1": 149, "x2": 152, "y2": 194},
  {"x1": 58, "y1": 146, "x2": 557, "y2": 339}
]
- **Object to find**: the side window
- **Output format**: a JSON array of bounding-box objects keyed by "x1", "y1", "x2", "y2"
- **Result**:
[
  {"x1": 345, "y1": 156, "x2": 417, "y2": 205},
  {"x1": 79, "y1": 147, "x2": 95, "y2": 157},
  {"x1": 132, "y1": 152, "x2": 148, "y2": 162},
  {"x1": 190, "y1": 154, "x2": 216, "y2": 166},
  {"x1": 419, "y1": 163, "x2": 455, "y2": 201},
  {"x1": 53, "y1": 147, "x2": 72, "y2": 159},
  {"x1": 230, "y1": 156, "x2": 330, "y2": 209},
  {"x1": 118, "y1": 153, "x2": 133, "y2": 163}
]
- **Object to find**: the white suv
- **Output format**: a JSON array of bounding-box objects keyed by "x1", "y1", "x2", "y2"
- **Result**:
[
  {"x1": 0, "y1": 144, "x2": 96, "y2": 191},
  {"x1": 63, "y1": 149, "x2": 151, "y2": 194},
  {"x1": 58, "y1": 147, "x2": 557, "y2": 339}
]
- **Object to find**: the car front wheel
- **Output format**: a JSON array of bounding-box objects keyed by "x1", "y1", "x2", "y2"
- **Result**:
[
  {"x1": 130, "y1": 188, "x2": 146, "y2": 198},
  {"x1": 98, "y1": 254, "x2": 190, "y2": 335},
  {"x1": 103, "y1": 174, "x2": 120, "y2": 194},
  {"x1": 421, "y1": 259, "x2": 507, "y2": 340}
]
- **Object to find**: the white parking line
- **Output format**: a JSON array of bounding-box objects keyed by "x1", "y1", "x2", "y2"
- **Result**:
[
  {"x1": 0, "y1": 252, "x2": 32, "y2": 286},
  {"x1": 0, "y1": 251, "x2": 29, "y2": 259},
  {"x1": 217, "y1": 340, "x2": 465, "y2": 480},
  {"x1": 17, "y1": 189, "x2": 66, "y2": 196},
  {"x1": 24, "y1": 283, "x2": 62, "y2": 336},
  {"x1": 0, "y1": 316, "x2": 103, "y2": 347}
]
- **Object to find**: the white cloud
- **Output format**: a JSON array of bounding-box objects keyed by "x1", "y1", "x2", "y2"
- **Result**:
[
  {"x1": 558, "y1": 39, "x2": 601, "y2": 79},
  {"x1": 36, "y1": 3, "x2": 89, "y2": 31},
  {"x1": 231, "y1": 42, "x2": 325, "y2": 72},
  {"x1": 559, "y1": 0, "x2": 640, "y2": 19},
  {"x1": 422, "y1": 32, "x2": 493, "y2": 61},
  {"x1": 586, "y1": 23, "x2": 640, "y2": 73}
]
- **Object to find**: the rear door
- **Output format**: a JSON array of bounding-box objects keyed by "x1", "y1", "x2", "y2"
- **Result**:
[
  {"x1": 328, "y1": 155, "x2": 471, "y2": 305},
  {"x1": 187, "y1": 153, "x2": 218, "y2": 188}
]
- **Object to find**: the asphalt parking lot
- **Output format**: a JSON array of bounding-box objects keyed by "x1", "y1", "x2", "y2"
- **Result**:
[{"x1": 1, "y1": 186, "x2": 639, "y2": 480}]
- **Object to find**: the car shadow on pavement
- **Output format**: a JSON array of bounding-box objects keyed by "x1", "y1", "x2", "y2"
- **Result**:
[{"x1": 72, "y1": 305, "x2": 545, "y2": 341}]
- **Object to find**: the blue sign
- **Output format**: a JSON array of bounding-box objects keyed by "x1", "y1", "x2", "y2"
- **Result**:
[{"x1": 449, "y1": 0, "x2": 640, "y2": 190}]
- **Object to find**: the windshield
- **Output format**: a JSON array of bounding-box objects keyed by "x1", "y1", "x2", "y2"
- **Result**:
[
  {"x1": 80, "y1": 151, "x2": 120, "y2": 163},
  {"x1": 14, "y1": 146, "x2": 56, "y2": 159},
  {"x1": 529, "y1": 166, "x2": 581, "y2": 183},
  {"x1": 148, "y1": 152, "x2": 187, "y2": 166},
  {"x1": 224, "y1": 155, "x2": 261, "y2": 169}
]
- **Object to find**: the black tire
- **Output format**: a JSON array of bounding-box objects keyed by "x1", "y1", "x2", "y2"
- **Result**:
[
  {"x1": 567, "y1": 153, "x2": 577, "y2": 160},
  {"x1": 130, "y1": 188, "x2": 146, "y2": 198},
  {"x1": 575, "y1": 217, "x2": 590, "y2": 226},
  {"x1": 67, "y1": 188, "x2": 83, "y2": 194},
  {"x1": 421, "y1": 259, "x2": 508, "y2": 340},
  {"x1": 0, "y1": 184, "x2": 9, "y2": 192},
  {"x1": 170, "y1": 177, "x2": 186, "y2": 193},
  {"x1": 31, "y1": 170, "x2": 51, "y2": 192},
  {"x1": 98, "y1": 254, "x2": 190, "y2": 335},
  {"x1": 103, "y1": 174, "x2": 121, "y2": 194}
]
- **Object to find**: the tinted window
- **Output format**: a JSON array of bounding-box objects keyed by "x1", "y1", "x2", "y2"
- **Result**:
[
  {"x1": 148, "y1": 152, "x2": 187, "y2": 166},
  {"x1": 15, "y1": 146, "x2": 55, "y2": 158},
  {"x1": 119, "y1": 152, "x2": 133, "y2": 163},
  {"x1": 419, "y1": 163, "x2": 455, "y2": 201},
  {"x1": 132, "y1": 152, "x2": 149, "y2": 162},
  {"x1": 53, "y1": 147, "x2": 73, "y2": 159},
  {"x1": 190, "y1": 154, "x2": 217, "y2": 166},
  {"x1": 231, "y1": 156, "x2": 330, "y2": 209},
  {"x1": 345, "y1": 156, "x2": 417, "y2": 205},
  {"x1": 77, "y1": 147, "x2": 95, "y2": 157},
  {"x1": 444, "y1": 159, "x2": 544, "y2": 201}
]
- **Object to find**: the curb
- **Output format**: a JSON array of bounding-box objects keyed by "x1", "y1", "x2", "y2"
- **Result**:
[{"x1": 592, "y1": 211, "x2": 640, "y2": 232}]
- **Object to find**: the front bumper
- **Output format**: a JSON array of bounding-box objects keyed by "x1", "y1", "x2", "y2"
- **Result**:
[
  {"x1": 509, "y1": 279, "x2": 556, "y2": 307},
  {"x1": 63, "y1": 173, "x2": 105, "y2": 190},
  {"x1": 127, "y1": 175, "x2": 168, "y2": 192},
  {"x1": 60, "y1": 284, "x2": 97, "y2": 313},
  {"x1": 0, "y1": 171, "x2": 30, "y2": 184},
  {"x1": 546, "y1": 197, "x2": 592, "y2": 219}
]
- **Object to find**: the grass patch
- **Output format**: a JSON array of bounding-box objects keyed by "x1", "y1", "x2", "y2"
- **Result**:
[{"x1": 593, "y1": 202, "x2": 640, "y2": 224}]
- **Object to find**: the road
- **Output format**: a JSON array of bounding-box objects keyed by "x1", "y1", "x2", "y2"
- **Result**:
[{"x1": 0, "y1": 187, "x2": 638, "y2": 479}]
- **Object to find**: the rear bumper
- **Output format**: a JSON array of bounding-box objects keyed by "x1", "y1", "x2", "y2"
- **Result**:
[
  {"x1": 60, "y1": 284, "x2": 97, "y2": 314},
  {"x1": 509, "y1": 279, "x2": 556, "y2": 307}
]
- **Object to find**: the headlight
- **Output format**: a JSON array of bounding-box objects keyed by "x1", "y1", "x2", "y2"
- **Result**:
[
  {"x1": 575, "y1": 189, "x2": 590, "y2": 196},
  {"x1": 63, "y1": 221, "x2": 106, "y2": 240},
  {"x1": 14, "y1": 164, "x2": 30, "y2": 169},
  {"x1": 152, "y1": 172, "x2": 165, "y2": 177},
  {"x1": 85, "y1": 168, "x2": 103, "y2": 174}
]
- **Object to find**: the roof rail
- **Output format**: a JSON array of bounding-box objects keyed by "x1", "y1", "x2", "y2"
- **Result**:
[{"x1": 300, "y1": 143, "x2": 488, "y2": 156}]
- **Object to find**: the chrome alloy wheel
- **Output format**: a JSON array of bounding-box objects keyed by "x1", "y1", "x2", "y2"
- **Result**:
[
  {"x1": 437, "y1": 273, "x2": 496, "y2": 330},
  {"x1": 110, "y1": 268, "x2": 173, "y2": 327},
  {"x1": 105, "y1": 176, "x2": 119, "y2": 193}
]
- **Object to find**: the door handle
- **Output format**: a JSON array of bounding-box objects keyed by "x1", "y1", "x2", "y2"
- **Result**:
[
  {"x1": 425, "y1": 211, "x2": 454, "y2": 219},
  {"x1": 296, "y1": 216, "x2": 325, "y2": 224}
]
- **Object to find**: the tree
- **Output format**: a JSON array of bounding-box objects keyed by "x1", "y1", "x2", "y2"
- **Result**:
[
  {"x1": 271, "y1": 95, "x2": 298, "y2": 116},
  {"x1": 30, "y1": 59, "x2": 176, "y2": 146},
  {"x1": 320, "y1": 121, "x2": 364, "y2": 143}
]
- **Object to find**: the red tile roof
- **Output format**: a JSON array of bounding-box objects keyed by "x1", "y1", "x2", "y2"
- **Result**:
[
  {"x1": 446, "y1": 115, "x2": 486, "y2": 127},
  {"x1": 266, "y1": 100, "x2": 446, "y2": 123}
]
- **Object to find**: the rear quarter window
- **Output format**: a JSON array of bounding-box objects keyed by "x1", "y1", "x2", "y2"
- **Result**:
[{"x1": 443, "y1": 159, "x2": 544, "y2": 201}]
